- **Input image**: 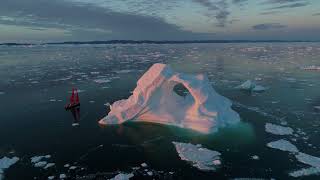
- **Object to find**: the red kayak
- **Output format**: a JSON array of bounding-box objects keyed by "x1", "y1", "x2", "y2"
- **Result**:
[{"x1": 65, "y1": 88, "x2": 80, "y2": 110}]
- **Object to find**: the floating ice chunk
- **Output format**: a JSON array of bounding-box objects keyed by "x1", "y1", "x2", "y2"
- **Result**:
[
  {"x1": 109, "y1": 173, "x2": 134, "y2": 180},
  {"x1": 0, "y1": 156, "x2": 19, "y2": 179},
  {"x1": 236, "y1": 80, "x2": 266, "y2": 92},
  {"x1": 265, "y1": 123, "x2": 294, "y2": 135},
  {"x1": 295, "y1": 153, "x2": 320, "y2": 167},
  {"x1": 251, "y1": 155, "x2": 260, "y2": 160},
  {"x1": 31, "y1": 155, "x2": 51, "y2": 163},
  {"x1": 267, "y1": 139, "x2": 299, "y2": 153},
  {"x1": 147, "y1": 171, "x2": 153, "y2": 176},
  {"x1": 99, "y1": 63, "x2": 240, "y2": 134},
  {"x1": 44, "y1": 163, "x2": 55, "y2": 169},
  {"x1": 69, "y1": 166, "x2": 77, "y2": 170},
  {"x1": 141, "y1": 163, "x2": 148, "y2": 167},
  {"x1": 303, "y1": 66, "x2": 320, "y2": 71},
  {"x1": 34, "y1": 161, "x2": 47, "y2": 168},
  {"x1": 64, "y1": 164, "x2": 70, "y2": 168},
  {"x1": 289, "y1": 167, "x2": 320, "y2": 177},
  {"x1": 72, "y1": 123, "x2": 79, "y2": 127},
  {"x1": 173, "y1": 142, "x2": 221, "y2": 171},
  {"x1": 48, "y1": 176, "x2": 55, "y2": 180},
  {"x1": 93, "y1": 78, "x2": 111, "y2": 84},
  {"x1": 314, "y1": 106, "x2": 320, "y2": 111},
  {"x1": 59, "y1": 173, "x2": 67, "y2": 179}
]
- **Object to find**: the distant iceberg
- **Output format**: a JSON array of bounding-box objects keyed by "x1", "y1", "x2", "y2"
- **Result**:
[
  {"x1": 99, "y1": 63, "x2": 240, "y2": 134},
  {"x1": 236, "y1": 80, "x2": 266, "y2": 92}
]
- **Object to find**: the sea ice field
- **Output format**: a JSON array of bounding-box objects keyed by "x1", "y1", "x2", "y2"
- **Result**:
[{"x1": 0, "y1": 43, "x2": 319, "y2": 179}]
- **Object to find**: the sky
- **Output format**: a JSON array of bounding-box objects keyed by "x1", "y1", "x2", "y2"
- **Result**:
[{"x1": 0, "y1": 0, "x2": 319, "y2": 42}]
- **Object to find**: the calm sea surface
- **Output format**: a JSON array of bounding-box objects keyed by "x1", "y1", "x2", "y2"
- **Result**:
[{"x1": 0, "y1": 43, "x2": 319, "y2": 179}]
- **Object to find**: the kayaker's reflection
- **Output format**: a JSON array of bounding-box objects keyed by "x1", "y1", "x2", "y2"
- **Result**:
[{"x1": 70, "y1": 107, "x2": 80, "y2": 126}]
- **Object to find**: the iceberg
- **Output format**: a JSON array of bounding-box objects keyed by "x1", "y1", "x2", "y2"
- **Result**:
[
  {"x1": 99, "y1": 63, "x2": 240, "y2": 134},
  {"x1": 236, "y1": 80, "x2": 266, "y2": 92},
  {"x1": 172, "y1": 142, "x2": 221, "y2": 171},
  {"x1": 265, "y1": 123, "x2": 294, "y2": 135}
]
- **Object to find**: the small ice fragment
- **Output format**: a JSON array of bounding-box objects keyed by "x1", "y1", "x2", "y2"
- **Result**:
[
  {"x1": 59, "y1": 173, "x2": 67, "y2": 179},
  {"x1": 49, "y1": 99, "x2": 56, "y2": 102},
  {"x1": 64, "y1": 164, "x2": 70, "y2": 168},
  {"x1": 69, "y1": 166, "x2": 77, "y2": 170},
  {"x1": 265, "y1": 123, "x2": 294, "y2": 135},
  {"x1": 141, "y1": 163, "x2": 148, "y2": 167},
  {"x1": 48, "y1": 176, "x2": 55, "y2": 180},
  {"x1": 72, "y1": 123, "x2": 79, "y2": 127},
  {"x1": 314, "y1": 106, "x2": 320, "y2": 111},
  {"x1": 251, "y1": 155, "x2": 259, "y2": 160},
  {"x1": 267, "y1": 139, "x2": 299, "y2": 153},
  {"x1": 44, "y1": 163, "x2": 55, "y2": 169},
  {"x1": 34, "y1": 161, "x2": 47, "y2": 168},
  {"x1": 289, "y1": 167, "x2": 320, "y2": 177},
  {"x1": 173, "y1": 142, "x2": 221, "y2": 171},
  {"x1": 0, "y1": 92, "x2": 5, "y2": 95},
  {"x1": 109, "y1": 173, "x2": 134, "y2": 180},
  {"x1": 89, "y1": 100, "x2": 95, "y2": 103},
  {"x1": 93, "y1": 78, "x2": 111, "y2": 84},
  {"x1": 252, "y1": 85, "x2": 266, "y2": 92},
  {"x1": 147, "y1": 171, "x2": 153, "y2": 176}
]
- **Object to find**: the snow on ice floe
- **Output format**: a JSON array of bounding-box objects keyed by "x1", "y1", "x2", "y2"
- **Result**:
[
  {"x1": 172, "y1": 142, "x2": 221, "y2": 171},
  {"x1": 30, "y1": 155, "x2": 53, "y2": 169},
  {"x1": 236, "y1": 80, "x2": 266, "y2": 92},
  {"x1": 265, "y1": 123, "x2": 294, "y2": 135},
  {"x1": 266, "y1": 139, "x2": 298, "y2": 153},
  {"x1": 99, "y1": 63, "x2": 240, "y2": 134},
  {"x1": 109, "y1": 173, "x2": 134, "y2": 180},
  {"x1": 0, "y1": 156, "x2": 19, "y2": 180}
]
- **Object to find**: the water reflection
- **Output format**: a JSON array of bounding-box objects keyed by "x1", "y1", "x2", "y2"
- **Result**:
[{"x1": 70, "y1": 107, "x2": 80, "y2": 126}]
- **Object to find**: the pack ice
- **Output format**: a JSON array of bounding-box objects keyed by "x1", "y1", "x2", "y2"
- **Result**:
[{"x1": 99, "y1": 63, "x2": 240, "y2": 133}]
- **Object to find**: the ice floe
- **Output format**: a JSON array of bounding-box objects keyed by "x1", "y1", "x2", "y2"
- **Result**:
[
  {"x1": 303, "y1": 65, "x2": 320, "y2": 71},
  {"x1": 31, "y1": 155, "x2": 51, "y2": 163},
  {"x1": 289, "y1": 167, "x2": 320, "y2": 178},
  {"x1": 109, "y1": 173, "x2": 134, "y2": 180},
  {"x1": 173, "y1": 142, "x2": 221, "y2": 171},
  {"x1": 0, "y1": 156, "x2": 19, "y2": 180},
  {"x1": 266, "y1": 139, "x2": 299, "y2": 153},
  {"x1": 236, "y1": 80, "x2": 266, "y2": 92},
  {"x1": 93, "y1": 78, "x2": 111, "y2": 84},
  {"x1": 295, "y1": 153, "x2": 320, "y2": 167},
  {"x1": 99, "y1": 63, "x2": 240, "y2": 134},
  {"x1": 265, "y1": 123, "x2": 294, "y2": 135}
]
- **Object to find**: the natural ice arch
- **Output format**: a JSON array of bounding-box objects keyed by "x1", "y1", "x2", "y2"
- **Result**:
[{"x1": 99, "y1": 63, "x2": 240, "y2": 134}]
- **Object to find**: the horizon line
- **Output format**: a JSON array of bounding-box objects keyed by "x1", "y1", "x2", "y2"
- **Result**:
[{"x1": 1, "y1": 39, "x2": 319, "y2": 46}]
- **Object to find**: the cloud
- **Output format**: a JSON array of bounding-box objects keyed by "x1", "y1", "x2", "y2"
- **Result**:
[
  {"x1": 192, "y1": 0, "x2": 230, "y2": 27},
  {"x1": 252, "y1": 23, "x2": 287, "y2": 30},
  {"x1": 267, "y1": 2, "x2": 309, "y2": 9}
]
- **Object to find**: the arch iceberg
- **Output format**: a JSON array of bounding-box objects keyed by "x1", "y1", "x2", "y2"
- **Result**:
[{"x1": 99, "y1": 63, "x2": 240, "y2": 133}]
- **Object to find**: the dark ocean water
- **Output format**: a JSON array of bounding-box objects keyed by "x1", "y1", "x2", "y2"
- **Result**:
[{"x1": 0, "y1": 43, "x2": 319, "y2": 179}]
